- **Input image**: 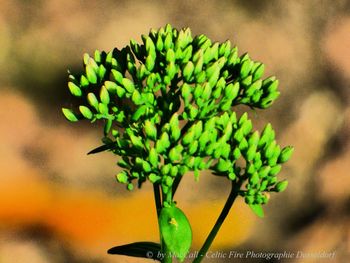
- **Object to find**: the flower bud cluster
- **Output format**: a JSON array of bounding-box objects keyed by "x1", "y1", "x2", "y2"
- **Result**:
[{"x1": 62, "y1": 24, "x2": 292, "y2": 206}]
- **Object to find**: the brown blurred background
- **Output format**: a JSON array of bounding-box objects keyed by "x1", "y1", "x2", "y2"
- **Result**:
[{"x1": 0, "y1": 0, "x2": 349, "y2": 262}]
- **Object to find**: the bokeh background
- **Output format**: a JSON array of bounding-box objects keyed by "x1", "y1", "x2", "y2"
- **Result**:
[{"x1": 0, "y1": 0, "x2": 349, "y2": 262}]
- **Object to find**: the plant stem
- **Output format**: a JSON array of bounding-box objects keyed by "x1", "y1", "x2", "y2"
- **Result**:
[
  {"x1": 193, "y1": 180, "x2": 242, "y2": 263},
  {"x1": 154, "y1": 184, "x2": 173, "y2": 263},
  {"x1": 153, "y1": 183, "x2": 162, "y2": 217}
]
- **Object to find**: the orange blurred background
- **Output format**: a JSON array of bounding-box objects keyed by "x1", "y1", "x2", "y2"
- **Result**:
[{"x1": 0, "y1": 1, "x2": 349, "y2": 262}]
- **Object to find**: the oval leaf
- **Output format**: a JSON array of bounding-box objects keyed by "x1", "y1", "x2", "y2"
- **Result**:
[{"x1": 159, "y1": 206, "x2": 192, "y2": 262}]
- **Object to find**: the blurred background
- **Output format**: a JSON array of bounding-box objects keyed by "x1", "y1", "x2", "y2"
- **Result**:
[{"x1": 0, "y1": 0, "x2": 349, "y2": 262}]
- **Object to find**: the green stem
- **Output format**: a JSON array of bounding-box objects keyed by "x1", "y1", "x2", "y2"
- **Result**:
[
  {"x1": 154, "y1": 184, "x2": 173, "y2": 263},
  {"x1": 193, "y1": 180, "x2": 242, "y2": 263},
  {"x1": 153, "y1": 183, "x2": 162, "y2": 217}
]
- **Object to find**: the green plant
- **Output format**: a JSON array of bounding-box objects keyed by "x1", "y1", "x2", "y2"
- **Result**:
[{"x1": 62, "y1": 24, "x2": 293, "y2": 263}]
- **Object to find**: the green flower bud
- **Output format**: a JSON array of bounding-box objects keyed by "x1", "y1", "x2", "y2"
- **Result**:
[
  {"x1": 144, "y1": 120, "x2": 157, "y2": 140},
  {"x1": 116, "y1": 171, "x2": 128, "y2": 184},
  {"x1": 246, "y1": 162, "x2": 256, "y2": 175},
  {"x1": 196, "y1": 71, "x2": 206, "y2": 83},
  {"x1": 79, "y1": 106, "x2": 93, "y2": 120},
  {"x1": 86, "y1": 63, "x2": 98, "y2": 84},
  {"x1": 145, "y1": 36, "x2": 155, "y2": 53},
  {"x1": 245, "y1": 196, "x2": 254, "y2": 205},
  {"x1": 240, "y1": 59, "x2": 252, "y2": 79},
  {"x1": 252, "y1": 63, "x2": 265, "y2": 81},
  {"x1": 269, "y1": 164, "x2": 282, "y2": 176},
  {"x1": 249, "y1": 172, "x2": 259, "y2": 186},
  {"x1": 160, "y1": 164, "x2": 170, "y2": 175},
  {"x1": 224, "y1": 82, "x2": 240, "y2": 100},
  {"x1": 129, "y1": 134, "x2": 143, "y2": 150},
  {"x1": 142, "y1": 160, "x2": 152, "y2": 172},
  {"x1": 100, "y1": 86, "x2": 110, "y2": 104},
  {"x1": 215, "y1": 158, "x2": 231, "y2": 172},
  {"x1": 241, "y1": 75, "x2": 253, "y2": 87},
  {"x1": 149, "y1": 173, "x2": 161, "y2": 183},
  {"x1": 233, "y1": 128, "x2": 244, "y2": 142},
  {"x1": 98, "y1": 103, "x2": 109, "y2": 115},
  {"x1": 259, "y1": 180, "x2": 268, "y2": 191},
  {"x1": 183, "y1": 61, "x2": 194, "y2": 82},
  {"x1": 279, "y1": 146, "x2": 294, "y2": 163},
  {"x1": 68, "y1": 82, "x2": 82, "y2": 97},
  {"x1": 146, "y1": 147, "x2": 158, "y2": 167},
  {"x1": 131, "y1": 90, "x2": 143, "y2": 105},
  {"x1": 227, "y1": 47, "x2": 238, "y2": 65},
  {"x1": 181, "y1": 83, "x2": 192, "y2": 104},
  {"x1": 241, "y1": 119, "x2": 253, "y2": 135},
  {"x1": 259, "y1": 123, "x2": 274, "y2": 147},
  {"x1": 87, "y1": 93, "x2": 99, "y2": 111},
  {"x1": 122, "y1": 78, "x2": 135, "y2": 93},
  {"x1": 131, "y1": 105, "x2": 147, "y2": 121},
  {"x1": 182, "y1": 45, "x2": 193, "y2": 63},
  {"x1": 80, "y1": 75, "x2": 89, "y2": 88},
  {"x1": 258, "y1": 166, "x2": 270, "y2": 178},
  {"x1": 98, "y1": 64, "x2": 107, "y2": 79},
  {"x1": 246, "y1": 144, "x2": 257, "y2": 161},
  {"x1": 156, "y1": 34, "x2": 164, "y2": 51},
  {"x1": 265, "y1": 140, "x2": 277, "y2": 160},
  {"x1": 62, "y1": 108, "x2": 78, "y2": 122},
  {"x1": 170, "y1": 165, "x2": 178, "y2": 177},
  {"x1": 202, "y1": 83, "x2": 212, "y2": 100},
  {"x1": 233, "y1": 147, "x2": 241, "y2": 160},
  {"x1": 228, "y1": 172, "x2": 236, "y2": 180},
  {"x1": 218, "y1": 40, "x2": 231, "y2": 57},
  {"x1": 246, "y1": 80, "x2": 262, "y2": 97},
  {"x1": 111, "y1": 69, "x2": 123, "y2": 84},
  {"x1": 164, "y1": 32, "x2": 173, "y2": 50},
  {"x1": 127, "y1": 183, "x2": 134, "y2": 191},
  {"x1": 274, "y1": 180, "x2": 288, "y2": 192},
  {"x1": 144, "y1": 54, "x2": 154, "y2": 72}
]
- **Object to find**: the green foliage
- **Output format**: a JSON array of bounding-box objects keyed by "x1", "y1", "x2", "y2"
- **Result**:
[{"x1": 159, "y1": 205, "x2": 192, "y2": 262}]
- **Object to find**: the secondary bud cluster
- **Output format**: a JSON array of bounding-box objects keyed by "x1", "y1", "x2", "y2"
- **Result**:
[{"x1": 62, "y1": 24, "x2": 292, "y2": 210}]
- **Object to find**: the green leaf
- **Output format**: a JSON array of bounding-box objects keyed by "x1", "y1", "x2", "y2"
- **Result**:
[
  {"x1": 159, "y1": 206, "x2": 192, "y2": 262},
  {"x1": 249, "y1": 204, "x2": 264, "y2": 218},
  {"x1": 107, "y1": 242, "x2": 161, "y2": 261},
  {"x1": 87, "y1": 142, "x2": 116, "y2": 155}
]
